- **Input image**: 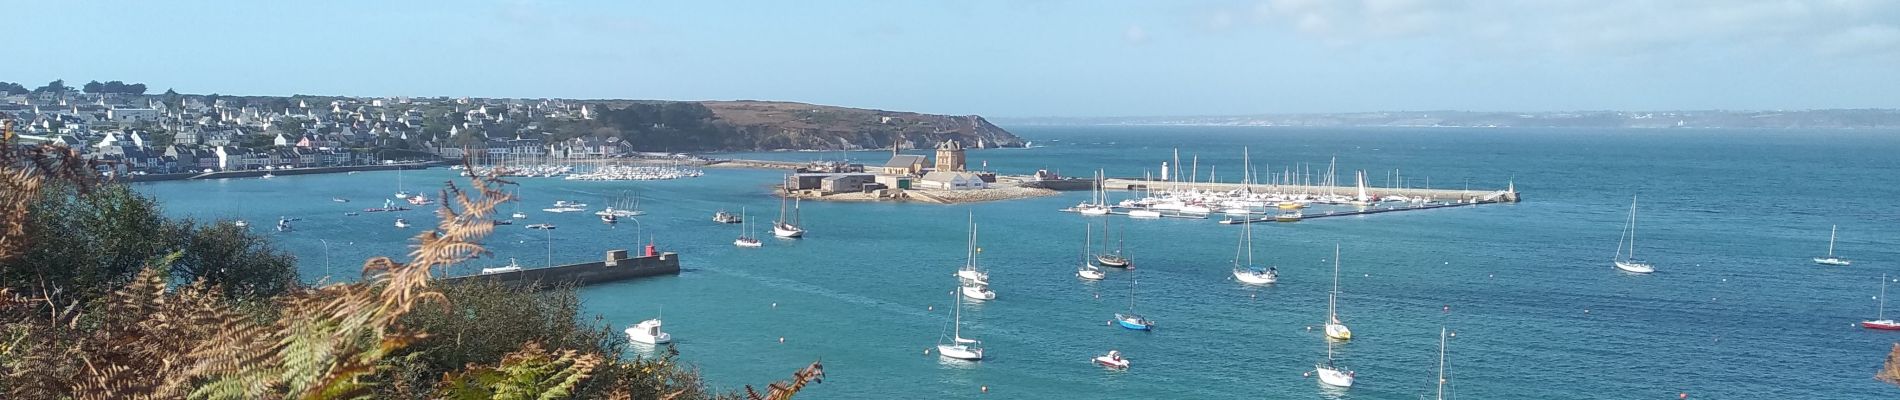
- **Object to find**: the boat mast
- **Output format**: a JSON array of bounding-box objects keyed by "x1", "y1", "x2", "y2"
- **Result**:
[
  {"x1": 1882, "y1": 274, "x2": 1889, "y2": 321},
  {"x1": 1629, "y1": 195, "x2": 1638, "y2": 260},
  {"x1": 951, "y1": 285, "x2": 963, "y2": 341},
  {"x1": 1330, "y1": 244, "x2": 1340, "y2": 323},
  {"x1": 1828, "y1": 225, "x2": 1838, "y2": 257},
  {"x1": 1437, "y1": 326, "x2": 1448, "y2": 400},
  {"x1": 1082, "y1": 223, "x2": 1090, "y2": 266}
]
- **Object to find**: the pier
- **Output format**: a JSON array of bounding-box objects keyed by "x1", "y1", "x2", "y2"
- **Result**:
[
  {"x1": 1098, "y1": 178, "x2": 1519, "y2": 203},
  {"x1": 439, "y1": 248, "x2": 681, "y2": 290}
]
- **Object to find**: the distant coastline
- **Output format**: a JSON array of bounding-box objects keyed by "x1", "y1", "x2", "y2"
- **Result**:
[{"x1": 995, "y1": 109, "x2": 1900, "y2": 130}]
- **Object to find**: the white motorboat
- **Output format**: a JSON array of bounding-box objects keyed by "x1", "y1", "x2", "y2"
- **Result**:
[
  {"x1": 1179, "y1": 204, "x2": 1212, "y2": 214},
  {"x1": 1092, "y1": 350, "x2": 1130, "y2": 369},
  {"x1": 275, "y1": 217, "x2": 293, "y2": 232},
  {"x1": 1325, "y1": 244, "x2": 1352, "y2": 341},
  {"x1": 1127, "y1": 209, "x2": 1161, "y2": 218},
  {"x1": 937, "y1": 289, "x2": 984, "y2": 361},
  {"x1": 233, "y1": 220, "x2": 249, "y2": 228},
  {"x1": 1613, "y1": 195, "x2": 1655, "y2": 274},
  {"x1": 773, "y1": 198, "x2": 805, "y2": 238},
  {"x1": 511, "y1": 211, "x2": 528, "y2": 219},
  {"x1": 260, "y1": 172, "x2": 275, "y2": 179},
  {"x1": 394, "y1": 218, "x2": 411, "y2": 228},
  {"x1": 481, "y1": 258, "x2": 523, "y2": 275},
  {"x1": 1814, "y1": 224, "x2": 1851, "y2": 266},
  {"x1": 525, "y1": 223, "x2": 556, "y2": 230},
  {"x1": 625, "y1": 318, "x2": 671, "y2": 345},
  {"x1": 1232, "y1": 216, "x2": 1277, "y2": 284}
]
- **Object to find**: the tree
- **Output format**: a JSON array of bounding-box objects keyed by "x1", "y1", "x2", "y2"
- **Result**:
[
  {"x1": 0, "y1": 81, "x2": 28, "y2": 95},
  {"x1": 127, "y1": 83, "x2": 147, "y2": 95},
  {"x1": 82, "y1": 80, "x2": 103, "y2": 94},
  {"x1": 33, "y1": 79, "x2": 66, "y2": 94}
]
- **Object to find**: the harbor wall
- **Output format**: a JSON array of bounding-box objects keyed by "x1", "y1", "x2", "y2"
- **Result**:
[
  {"x1": 1098, "y1": 178, "x2": 1519, "y2": 202},
  {"x1": 438, "y1": 250, "x2": 681, "y2": 289}
]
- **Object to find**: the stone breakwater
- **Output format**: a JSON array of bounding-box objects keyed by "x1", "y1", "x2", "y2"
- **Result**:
[{"x1": 783, "y1": 184, "x2": 1058, "y2": 204}]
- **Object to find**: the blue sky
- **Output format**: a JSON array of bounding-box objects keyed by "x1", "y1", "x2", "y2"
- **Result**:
[{"x1": 7, "y1": 0, "x2": 1899, "y2": 117}]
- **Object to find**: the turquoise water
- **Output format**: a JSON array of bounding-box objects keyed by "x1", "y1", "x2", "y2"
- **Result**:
[{"x1": 137, "y1": 127, "x2": 1900, "y2": 398}]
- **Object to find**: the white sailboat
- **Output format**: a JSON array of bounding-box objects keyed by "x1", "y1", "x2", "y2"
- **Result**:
[
  {"x1": 393, "y1": 167, "x2": 411, "y2": 199},
  {"x1": 937, "y1": 287, "x2": 985, "y2": 360},
  {"x1": 1077, "y1": 223, "x2": 1106, "y2": 280},
  {"x1": 958, "y1": 218, "x2": 996, "y2": 301},
  {"x1": 1231, "y1": 215, "x2": 1277, "y2": 284},
  {"x1": 1613, "y1": 195, "x2": 1655, "y2": 274},
  {"x1": 773, "y1": 197, "x2": 805, "y2": 238},
  {"x1": 1075, "y1": 170, "x2": 1111, "y2": 215},
  {"x1": 1314, "y1": 337, "x2": 1355, "y2": 387},
  {"x1": 1324, "y1": 244, "x2": 1352, "y2": 341},
  {"x1": 734, "y1": 207, "x2": 762, "y2": 248},
  {"x1": 956, "y1": 213, "x2": 990, "y2": 283},
  {"x1": 1813, "y1": 225, "x2": 1851, "y2": 266}
]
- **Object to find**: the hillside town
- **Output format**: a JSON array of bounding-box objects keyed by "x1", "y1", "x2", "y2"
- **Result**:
[{"x1": 1, "y1": 80, "x2": 648, "y2": 176}]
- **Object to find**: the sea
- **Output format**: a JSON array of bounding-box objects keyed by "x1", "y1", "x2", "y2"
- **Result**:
[{"x1": 135, "y1": 126, "x2": 1900, "y2": 399}]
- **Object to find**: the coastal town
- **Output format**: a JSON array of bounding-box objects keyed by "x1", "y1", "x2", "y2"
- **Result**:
[{"x1": 0, "y1": 79, "x2": 691, "y2": 178}]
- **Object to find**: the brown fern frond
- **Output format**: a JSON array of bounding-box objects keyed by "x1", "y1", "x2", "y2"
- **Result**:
[{"x1": 1879, "y1": 343, "x2": 1900, "y2": 386}]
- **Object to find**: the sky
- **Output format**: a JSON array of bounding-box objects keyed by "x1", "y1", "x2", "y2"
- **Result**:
[{"x1": 6, "y1": 0, "x2": 1899, "y2": 117}]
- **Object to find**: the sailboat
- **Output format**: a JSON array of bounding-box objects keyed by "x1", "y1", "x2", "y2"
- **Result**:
[
  {"x1": 1314, "y1": 334, "x2": 1355, "y2": 387},
  {"x1": 773, "y1": 197, "x2": 805, "y2": 238},
  {"x1": 1113, "y1": 272, "x2": 1155, "y2": 330},
  {"x1": 1231, "y1": 216, "x2": 1277, "y2": 284},
  {"x1": 393, "y1": 167, "x2": 411, "y2": 199},
  {"x1": 1096, "y1": 218, "x2": 1131, "y2": 268},
  {"x1": 1077, "y1": 224, "x2": 1106, "y2": 280},
  {"x1": 734, "y1": 207, "x2": 762, "y2": 248},
  {"x1": 509, "y1": 189, "x2": 528, "y2": 220},
  {"x1": 1814, "y1": 225, "x2": 1851, "y2": 266},
  {"x1": 956, "y1": 214, "x2": 990, "y2": 283},
  {"x1": 1864, "y1": 274, "x2": 1900, "y2": 330},
  {"x1": 1613, "y1": 195, "x2": 1655, "y2": 274},
  {"x1": 1075, "y1": 170, "x2": 1111, "y2": 215},
  {"x1": 937, "y1": 287, "x2": 985, "y2": 360},
  {"x1": 1324, "y1": 244, "x2": 1352, "y2": 340},
  {"x1": 958, "y1": 219, "x2": 996, "y2": 301}
]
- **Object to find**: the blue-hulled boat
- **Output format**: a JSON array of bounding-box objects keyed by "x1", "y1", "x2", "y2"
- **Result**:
[{"x1": 1115, "y1": 313, "x2": 1154, "y2": 331}]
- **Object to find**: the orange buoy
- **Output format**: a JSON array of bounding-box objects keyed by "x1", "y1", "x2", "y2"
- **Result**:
[{"x1": 1679, "y1": 393, "x2": 1687, "y2": 399}]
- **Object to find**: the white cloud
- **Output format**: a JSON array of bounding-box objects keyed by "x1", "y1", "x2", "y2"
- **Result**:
[{"x1": 1125, "y1": 24, "x2": 1150, "y2": 44}]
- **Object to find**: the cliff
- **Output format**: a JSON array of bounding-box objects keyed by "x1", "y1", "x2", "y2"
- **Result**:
[{"x1": 572, "y1": 100, "x2": 1023, "y2": 152}]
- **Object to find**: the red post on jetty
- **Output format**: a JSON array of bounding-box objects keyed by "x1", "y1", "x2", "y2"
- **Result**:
[{"x1": 644, "y1": 243, "x2": 657, "y2": 257}]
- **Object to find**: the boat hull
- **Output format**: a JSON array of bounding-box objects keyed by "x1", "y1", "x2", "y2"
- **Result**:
[
  {"x1": 1233, "y1": 269, "x2": 1277, "y2": 284},
  {"x1": 773, "y1": 223, "x2": 804, "y2": 238},
  {"x1": 1814, "y1": 257, "x2": 1851, "y2": 266},
  {"x1": 734, "y1": 238, "x2": 762, "y2": 248},
  {"x1": 1114, "y1": 314, "x2": 1153, "y2": 331},
  {"x1": 937, "y1": 344, "x2": 983, "y2": 360},
  {"x1": 1325, "y1": 324, "x2": 1352, "y2": 340},
  {"x1": 1864, "y1": 320, "x2": 1900, "y2": 330},
  {"x1": 1097, "y1": 255, "x2": 1130, "y2": 268},
  {"x1": 1092, "y1": 356, "x2": 1130, "y2": 369},
  {"x1": 961, "y1": 285, "x2": 996, "y2": 301},
  {"x1": 1316, "y1": 366, "x2": 1354, "y2": 387},
  {"x1": 1128, "y1": 210, "x2": 1161, "y2": 218},
  {"x1": 1077, "y1": 267, "x2": 1106, "y2": 280},
  {"x1": 1614, "y1": 261, "x2": 1655, "y2": 274}
]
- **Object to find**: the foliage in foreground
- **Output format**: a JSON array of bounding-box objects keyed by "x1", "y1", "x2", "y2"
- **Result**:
[{"x1": 0, "y1": 140, "x2": 823, "y2": 398}]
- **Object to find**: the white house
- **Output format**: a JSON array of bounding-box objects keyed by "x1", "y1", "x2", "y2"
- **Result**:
[{"x1": 918, "y1": 171, "x2": 986, "y2": 190}]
